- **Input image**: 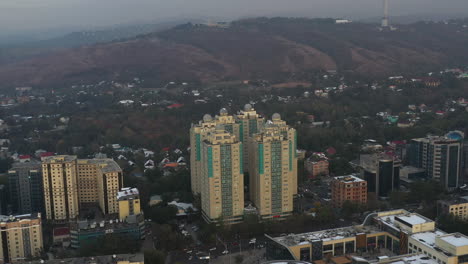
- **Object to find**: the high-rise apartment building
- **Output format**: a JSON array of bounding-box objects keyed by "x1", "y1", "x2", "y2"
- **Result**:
[
  {"x1": 248, "y1": 114, "x2": 297, "y2": 220},
  {"x1": 190, "y1": 109, "x2": 241, "y2": 195},
  {"x1": 408, "y1": 131, "x2": 464, "y2": 190},
  {"x1": 0, "y1": 213, "x2": 43, "y2": 264},
  {"x1": 117, "y1": 187, "x2": 141, "y2": 221},
  {"x1": 331, "y1": 175, "x2": 367, "y2": 208},
  {"x1": 7, "y1": 161, "x2": 44, "y2": 214},
  {"x1": 236, "y1": 104, "x2": 265, "y2": 171},
  {"x1": 360, "y1": 153, "x2": 401, "y2": 197},
  {"x1": 42, "y1": 156, "x2": 123, "y2": 221},
  {"x1": 200, "y1": 126, "x2": 244, "y2": 223},
  {"x1": 42, "y1": 156, "x2": 80, "y2": 221}
]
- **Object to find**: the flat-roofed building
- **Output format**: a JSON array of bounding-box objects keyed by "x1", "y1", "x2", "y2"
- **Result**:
[
  {"x1": 42, "y1": 156, "x2": 123, "y2": 221},
  {"x1": 27, "y1": 253, "x2": 144, "y2": 264},
  {"x1": 331, "y1": 175, "x2": 367, "y2": 208},
  {"x1": 0, "y1": 213, "x2": 43, "y2": 263},
  {"x1": 265, "y1": 209, "x2": 468, "y2": 264},
  {"x1": 7, "y1": 161, "x2": 43, "y2": 214},
  {"x1": 438, "y1": 197, "x2": 468, "y2": 220},
  {"x1": 117, "y1": 187, "x2": 141, "y2": 221}
]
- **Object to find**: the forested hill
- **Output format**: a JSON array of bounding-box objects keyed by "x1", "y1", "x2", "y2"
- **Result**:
[{"x1": 1, "y1": 17, "x2": 468, "y2": 87}]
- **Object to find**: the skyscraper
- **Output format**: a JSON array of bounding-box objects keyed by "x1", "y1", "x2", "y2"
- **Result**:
[
  {"x1": 248, "y1": 114, "x2": 297, "y2": 220},
  {"x1": 236, "y1": 104, "x2": 265, "y2": 171},
  {"x1": 0, "y1": 213, "x2": 43, "y2": 263},
  {"x1": 190, "y1": 109, "x2": 241, "y2": 195},
  {"x1": 200, "y1": 126, "x2": 244, "y2": 224},
  {"x1": 407, "y1": 131, "x2": 464, "y2": 190},
  {"x1": 42, "y1": 156, "x2": 123, "y2": 221},
  {"x1": 360, "y1": 153, "x2": 401, "y2": 197},
  {"x1": 7, "y1": 161, "x2": 44, "y2": 214}
]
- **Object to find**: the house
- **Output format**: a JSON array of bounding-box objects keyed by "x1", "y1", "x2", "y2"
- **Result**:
[
  {"x1": 168, "y1": 201, "x2": 197, "y2": 216},
  {"x1": 144, "y1": 160, "x2": 155, "y2": 169}
]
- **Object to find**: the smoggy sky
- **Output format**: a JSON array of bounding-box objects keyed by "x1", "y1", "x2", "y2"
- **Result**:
[{"x1": 1, "y1": 0, "x2": 468, "y2": 32}]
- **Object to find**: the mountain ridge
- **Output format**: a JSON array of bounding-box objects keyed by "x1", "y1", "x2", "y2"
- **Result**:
[{"x1": 0, "y1": 17, "x2": 467, "y2": 88}]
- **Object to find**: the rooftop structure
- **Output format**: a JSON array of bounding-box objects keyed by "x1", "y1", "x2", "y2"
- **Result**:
[{"x1": 265, "y1": 209, "x2": 468, "y2": 263}]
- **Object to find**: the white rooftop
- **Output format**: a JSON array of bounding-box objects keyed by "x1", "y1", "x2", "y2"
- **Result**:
[
  {"x1": 334, "y1": 174, "x2": 365, "y2": 183},
  {"x1": 439, "y1": 234, "x2": 468, "y2": 247},
  {"x1": 411, "y1": 230, "x2": 447, "y2": 248},
  {"x1": 396, "y1": 214, "x2": 430, "y2": 225},
  {"x1": 117, "y1": 187, "x2": 139, "y2": 200}
]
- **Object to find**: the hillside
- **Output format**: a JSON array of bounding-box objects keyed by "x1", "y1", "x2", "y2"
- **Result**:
[{"x1": 0, "y1": 17, "x2": 468, "y2": 87}]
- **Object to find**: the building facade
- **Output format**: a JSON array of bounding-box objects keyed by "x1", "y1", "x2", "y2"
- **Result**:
[
  {"x1": 331, "y1": 175, "x2": 367, "y2": 208},
  {"x1": 266, "y1": 209, "x2": 468, "y2": 264},
  {"x1": 248, "y1": 116, "x2": 297, "y2": 220},
  {"x1": 305, "y1": 159, "x2": 329, "y2": 179},
  {"x1": 0, "y1": 214, "x2": 43, "y2": 264},
  {"x1": 407, "y1": 131, "x2": 464, "y2": 190},
  {"x1": 7, "y1": 161, "x2": 44, "y2": 214},
  {"x1": 360, "y1": 154, "x2": 401, "y2": 197},
  {"x1": 42, "y1": 156, "x2": 123, "y2": 221},
  {"x1": 438, "y1": 198, "x2": 468, "y2": 220},
  {"x1": 200, "y1": 127, "x2": 244, "y2": 224},
  {"x1": 0, "y1": 186, "x2": 7, "y2": 215},
  {"x1": 236, "y1": 104, "x2": 265, "y2": 172},
  {"x1": 118, "y1": 188, "x2": 141, "y2": 221}
]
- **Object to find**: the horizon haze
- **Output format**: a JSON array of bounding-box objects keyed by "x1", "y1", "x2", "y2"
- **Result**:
[{"x1": 1, "y1": 0, "x2": 468, "y2": 35}]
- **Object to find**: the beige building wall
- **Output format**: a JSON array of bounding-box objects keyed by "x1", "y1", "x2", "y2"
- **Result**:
[
  {"x1": 236, "y1": 104, "x2": 265, "y2": 172},
  {"x1": 42, "y1": 156, "x2": 80, "y2": 221},
  {"x1": 201, "y1": 128, "x2": 244, "y2": 223},
  {"x1": 249, "y1": 115, "x2": 297, "y2": 220},
  {"x1": 0, "y1": 215, "x2": 43, "y2": 264},
  {"x1": 42, "y1": 156, "x2": 123, "y2": 221}
]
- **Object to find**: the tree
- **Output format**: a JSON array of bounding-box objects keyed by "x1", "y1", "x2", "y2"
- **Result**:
[
  {"x1": 144, "y1": 250, "x2": 166, "y2": 264},
  {"x1": 235, "y1": 255, "x2": 244, "y2": 264},
  {"x1": 149, "y1": 205, "x2": 178, "y2": 224}
]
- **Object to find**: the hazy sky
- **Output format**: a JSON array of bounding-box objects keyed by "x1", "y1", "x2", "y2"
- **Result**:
[{"x1": 1, "y1": 0, "x2": 468, "y2": 32}]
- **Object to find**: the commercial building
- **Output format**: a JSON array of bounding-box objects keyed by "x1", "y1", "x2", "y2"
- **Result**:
[
  {"x1": 407, "y1": 131, "x2": 464, "y2": 190},
  {"x1": 200, "y1": 126, "x2": 244, "y2": 224},
  {"x1": 437, "y1": 197, "x2": 468, "y2": 220},
  {"x1": 248, "y1": 115, "x2": 297, "y2": 220},
  {"x1": 70, "y1": 188, "x2": 144, "y2": 249},
  {"x1": 360, "y1": 154, "x2": 401, "y2": 197},
  {"x1": 7, "y1": 161, "x2": 44, "y2": 214},
  {"x1": 42, "y1": 156, "x2": 123, "y2": 221},
  {"x1": 117, "y1": 188, "x2": 141, "y2": 221},
  {"x1": 236, "y1": 104, "x2": 265, "y2": 172},
  {"x1": 331, "y1": 175, "x2": 367, "y2": 208},
  {"x1": 266, "y1": 209, "x2": 468, "y2": 264},
  {"x1": 0, "y1": 213, "x2": 43, "y2": 263},
  {"x1": 27, "y1": 254, "x2": 144, "y2": 264}
]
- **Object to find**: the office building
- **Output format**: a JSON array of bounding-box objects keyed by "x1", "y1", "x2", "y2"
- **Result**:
[
  {"x1": 437, "y1": 197, "x2": 468, "y2": 220},
  {"x1": 248, "y1": 115, "x2": 297, "y2": 220},
  {"x1": 0, "y1": 185, "x2": 7, "y2": 215},
  {"x1": 407, "y1": 131, "x2": 464, "y2": 190},
  {"x1": 360, "y1": 153, "x2": 401, "y2": 197},
  {"x1": 42, "y1": 156, "x2": 123, "y2": 221},
  {"x1": 266, "y1": 209, "x2": 468, "y2": 263},
  {"x1": 200, "y1": 126, "x2": 244, "y2": 224},
  {"x1": 7, "y1": 161, "x2": 44, "y2": 214},
  {"x1": 0, "y1": 213, "x2": 43, "y2": 263},
  {"x1": 190, "y1": 109, "x2": 240, "y2": 195},
  {"x1": 236, "y1": 104, "x2": 265, "y2": 171},
  {"x1": 117, "y1": 188, "x2": 141, "y2": 221},
  {"x1": 331, "y1": 175, "x2": 367, "y2": 208}
]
